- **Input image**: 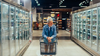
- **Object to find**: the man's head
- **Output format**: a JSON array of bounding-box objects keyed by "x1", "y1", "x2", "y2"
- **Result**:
[{"x1": 47, "y1": 18, "x2": 53, "y2": 27}]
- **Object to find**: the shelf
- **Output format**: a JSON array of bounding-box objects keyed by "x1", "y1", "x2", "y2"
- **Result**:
[
  {"x1": 88, "y1": 33, "x2": 90, "y2": 35},
  {"x1": 92, "y1": 25, "x2": 96, "y2": 27},
  {"x1": 93, "y1": 30, "x2": 96, "y2": 32},
  {"x1": 92, "y1": 19, "x2": 97, "y2": 21},
  {"x1": 87, "y1": 14, "x2": 90, "y2": 16},
  {"x1": 83, "y1": 24, "x2": 86, "y2": 25},
  {"x1": 93, "y1": 35, "x2": 97, "y2": 37},
  {"x1": 80, "y1": 31, "x2": 82, "y2": 32},
  {"x1": 87, "y1": 24, "x2": 90, "y2": 26},
  {"x1": 82, "y1": 19, "x2": 86, "y2": 20},
  {"x1": 87, "y1": 19, "x2": 90, "y2": 21},
  {"x1": 93, "y1": 14, "x2": 97, "y2": 15}
]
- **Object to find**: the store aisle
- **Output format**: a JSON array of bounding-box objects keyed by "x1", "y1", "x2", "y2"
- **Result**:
[{"x1": 23, "y1": 40, "x2": 90, "y2": 56}]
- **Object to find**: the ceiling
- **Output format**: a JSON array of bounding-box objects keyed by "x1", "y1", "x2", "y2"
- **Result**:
[{"x1": 32, "y1": 0, "x2": 90, "y2": 9}]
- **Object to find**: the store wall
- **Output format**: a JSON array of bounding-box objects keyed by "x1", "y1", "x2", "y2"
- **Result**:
[
  {"x1": 11, "y1": 0, "x2": 31, "y2": 11},
  {"x1": 32, "y1": 8, "x2": 37, "y2": 22},
  {"x1": 24, "y1": 0, "x2": 31, "y2": 11}
]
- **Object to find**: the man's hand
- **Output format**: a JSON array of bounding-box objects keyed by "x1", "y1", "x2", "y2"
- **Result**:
[
  {"x1": 47, "y1": 37, "x2": 51, "y2": 42},
  {"x1": 47, "y1": 37, "x2": 53, "y2": 43},
  {"x1": 49, "y1": 37, "x2": 53, "y2": 39}
]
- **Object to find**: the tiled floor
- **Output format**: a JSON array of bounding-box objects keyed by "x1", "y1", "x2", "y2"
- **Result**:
[
  {"x1": 23, "y1": 40, "x2": 90, "y2": 56},
  {"x1": 24, "y1": 30, "x2": 90, "y2": 56}
]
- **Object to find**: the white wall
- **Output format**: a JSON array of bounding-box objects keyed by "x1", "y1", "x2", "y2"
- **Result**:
[
  {"x1": 32, "y1": 8, "x2": 37, "y2": 22},
  {"x1": 24, "y1": 0, "x2": 31, "y2": 11},
  {"x1": 11, "y1": 0, "x2": 31, "y2": 11}
]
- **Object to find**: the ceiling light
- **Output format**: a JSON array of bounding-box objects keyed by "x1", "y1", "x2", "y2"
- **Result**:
[
  {"x1": 38, "y1": 3, "x2": 40, "y2": 6},
  {"x1": 51, "y1": 12, "x2": 55, "y2": 13},
  {"x1": 49, "y1": 6, "x2": 52, "y2": 8},
  {"x1": 55, "y1": 12, "x2": 59, "y2": 14},
  {"x1": 36, "y1": 1, "x2": 38, "y2": 3},
  {"x1": 59, "y1": 6, "x2": 66, "y2": 7}
]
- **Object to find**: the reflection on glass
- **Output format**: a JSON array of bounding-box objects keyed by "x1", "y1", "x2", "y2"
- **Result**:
[
  {"x1": 86, "y1": 10, "x2": 91, "y2": 47},
  {"x1": 2, "y1": 3, "x2": 10, "y2": 56},
  {"x1": 0, "y1": 2, "x2": 1, "y2": 56},
  {"x1": 74, "y1": 13, "x2": 78, "y2": 39},
  {"x1": 82, "y1": 11, "x2": 86, "y2": 43},
  {"x1": 15, "y1": 8, "x2": 20, "y2": 53},
  {"x1": 98, "y1": 7, "x2": 100, "y2": 52},
  {"x1": 79, "y1": 12, "x2": 82, "y2": 40},
  {"x1": 10, "y1": 6, "x2": 15, "y2": 56},
  {"x1": 91, "y1": 8, "x2": 97, "y2": 50}
]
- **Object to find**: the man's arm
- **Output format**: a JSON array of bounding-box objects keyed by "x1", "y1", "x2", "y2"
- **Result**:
[
  {"x1": 42, "y1": 26, "x2": 47, "y2": 39},
  {"x1": 51, "y1": 26, "x2": 57, "y2": 38}
]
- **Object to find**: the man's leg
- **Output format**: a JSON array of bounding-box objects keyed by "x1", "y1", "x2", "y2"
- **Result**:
[
  {"x1": 44, "y1": 38, "x2": 49, "y2": 56},
  {"x1": 50, "y1": 43, "x2": 54, "y2": 56},
  {"x1": 45, "y1": 44, "x2": 48, "y2": 56}
]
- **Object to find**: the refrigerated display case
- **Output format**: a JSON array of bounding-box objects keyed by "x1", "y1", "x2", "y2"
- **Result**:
[
  {"x1": 9, "y1": 5, "x2": 16, "y2": 56},
  {"x1": 1, "y1": 3, "x2": 10, "y2": 56},
  {"x1": 15, "y1": 8, "x2": 20, "y2": 54},
  {"x1": 0, "y1": 1, "x2": 31, "y2": 56},
  {"x1": 72, "y1": 2, "x2": 100, "y2": 55}
]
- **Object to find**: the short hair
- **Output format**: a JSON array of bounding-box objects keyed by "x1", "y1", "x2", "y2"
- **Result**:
[{"x1": 47, "y1": 18, "x2": 53, "y2": 23}]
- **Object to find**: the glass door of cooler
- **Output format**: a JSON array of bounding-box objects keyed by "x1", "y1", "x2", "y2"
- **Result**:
[
  {"x1": 77, "y1": 13, "x2": 80, "y2": 40},
  {"x1": 24, "y1": 19, "x2": 27, "y2": 42},
  {"x1": 91, "y1": 8, "x2": 98, "y2": 51},
  {"x1": 98, "y1": 7, "x2": 100, "y2": 52},
  {"x1": 1, "y1": 3, "x2": 10, "y2": 56},
  {"x1": 22, "y1": 11, "x2": 25, "y2": 46},
  {"x1": 9, "y1": 6, "x2": 15, "y2": 56},
  {"x1": 74, "y1": 13, "x2": 78, "y2": 39},
  {"x1": 79, "y1": 12, "x2": 82, "y2": 41},
  {"x1": 19, "y1": 10, "x2": 23, "y2": 49},
  {"x1": 15, "y1": 8, "x2": 20, "y2": 53},
  {"x1": 24, "y1": 12, "x2": 27, "y2": 44},
  {"x1": 86, "y1": 10, "x2": 91, "y2": 47},
  {"x1": 72, "y1": 14, "x2": 74, "y2": 37},
  {"x1": 25, "y1": 19, "x2": 29, "y2": 40},
  {"x1": 27, "y1": 13, "x2": 30, "y2": 40},
  {"x1": 82, "y1": 11, "x2": 87, "y2": 44}
]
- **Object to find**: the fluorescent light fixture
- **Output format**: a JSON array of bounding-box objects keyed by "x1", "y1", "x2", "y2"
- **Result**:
[
  {"x1": 51, "y1": 12, "x2": 55, "y2": 13},
  {"x1": 49, "y1": 6, "x2": 52, "y2": 8},
  {"x1": 36, "y1": 1, "x2": 38, "y2": 3},
  {"x1": 59, "y1": 6, "x2": 66, "y2": 7},
  {"x1": 38, "y1": 3, "x2": 40, "y2": 6},
  {"x1": 55, "y1": 12, "x2": 59, "y2": 14}
]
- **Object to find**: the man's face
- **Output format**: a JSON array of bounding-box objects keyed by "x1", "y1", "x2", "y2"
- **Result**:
[{"x1": 48, "y1": 21, "x2": 53, "y2": 27}]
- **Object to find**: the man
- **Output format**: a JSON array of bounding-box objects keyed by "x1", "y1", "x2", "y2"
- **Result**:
[{"x1": 42, "y1": 18, "x2": 57, "y2": 56}]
